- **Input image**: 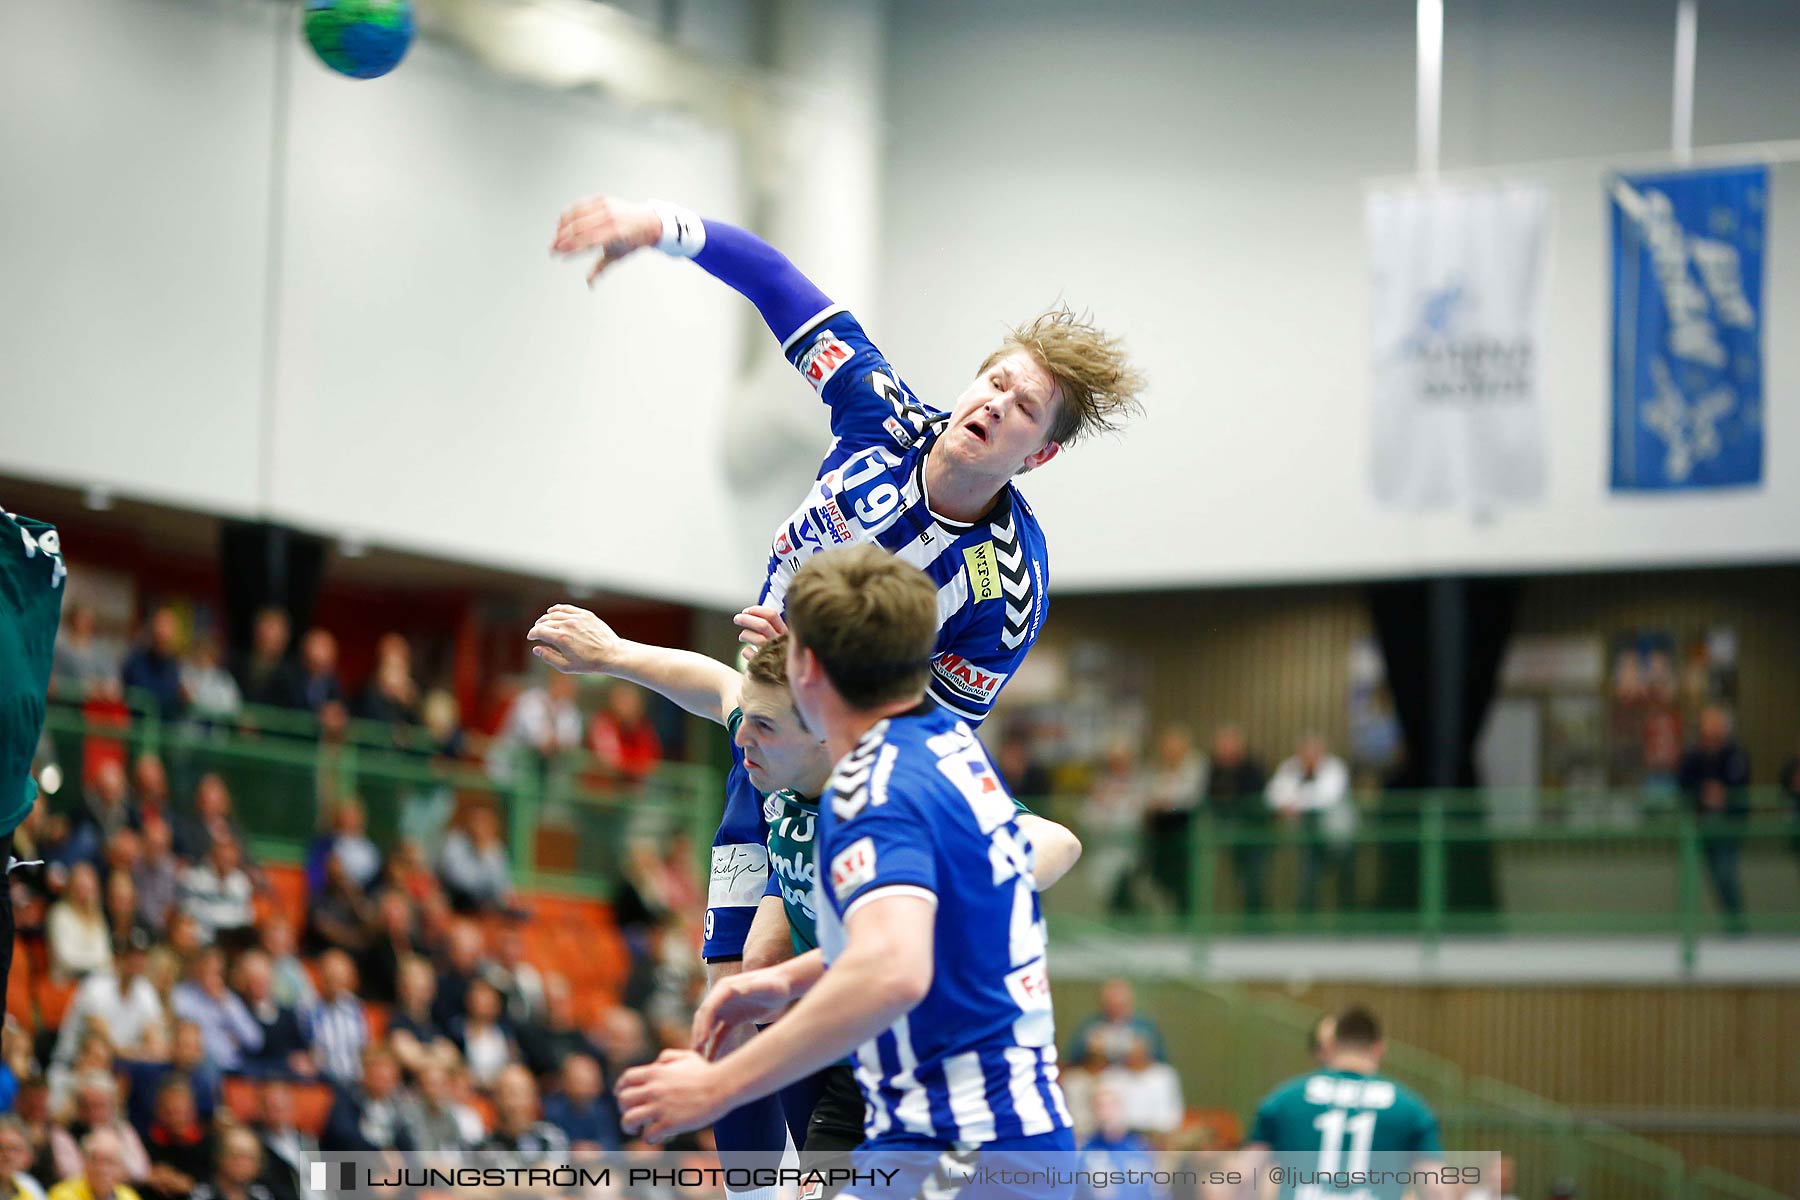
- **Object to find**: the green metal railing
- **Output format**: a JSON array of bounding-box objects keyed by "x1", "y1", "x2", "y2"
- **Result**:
[
  {"x1": 39, "y1": 696, "x2": 720, "y2": 893},
  {"x1": 1035, "y1": 794, "x2": 1800, "y2": 964}
]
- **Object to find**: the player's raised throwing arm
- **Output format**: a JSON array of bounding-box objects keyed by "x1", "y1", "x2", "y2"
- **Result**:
[
  {"x1": 528, "y1": 604, "x2": 740, "y2": 727},
  {"x1": 551, "y1": 194, "x2": 834, "y2": 346}
]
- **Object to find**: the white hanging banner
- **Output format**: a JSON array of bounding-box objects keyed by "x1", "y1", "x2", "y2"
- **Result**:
[{"x1": 1368, "y1": 184, "x2": 1551, "y2": 510}]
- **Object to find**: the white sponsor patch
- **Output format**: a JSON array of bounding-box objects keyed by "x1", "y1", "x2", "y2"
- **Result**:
[
  {"x1": 708, "y1": 843, "x2": 770, "y2": 909},
  {"x1": 830, "y1": 836, "x2": 878, "y2": 903},
  {"x1": 1003, "y1": 958, "x2": 1053, "y2": 1014},
  {"x1": 931, "y1": 653, "x2": 1009, "y2": 706},
  {"x1": 798, "y1": 330, "x2": 853, "y2": 392}
]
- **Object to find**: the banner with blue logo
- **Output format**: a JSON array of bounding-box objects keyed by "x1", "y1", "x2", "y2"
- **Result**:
[{"x1": 1610, "y1": 164, "x2": 1767, "y2": 491}]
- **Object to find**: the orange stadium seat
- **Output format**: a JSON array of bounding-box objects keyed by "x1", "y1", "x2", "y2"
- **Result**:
[
  {"x1": 1186, "y1": 1107, "x2": 1244, "y2": 1151},
  {"x1": 261, "y1": 863, "x2": 309, "y2": 931},
  {"x1": 34, "y1": 977, "x2": 76, "y2": 1032},
  {"x1": 223, "y1": 1076, "x2": 336, "y2": 1137}
]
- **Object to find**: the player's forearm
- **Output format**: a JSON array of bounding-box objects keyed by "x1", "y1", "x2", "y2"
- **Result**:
[
  {"x1": 740, "y1": 896, "x2": 796, "y2": 974},
  {"x1": 688, "y1": 220, "x2": 834, "y2": 345},
  {"x1": 713, "y1": 939, "x2": 922, "y2": 1103},
  {"x1": 598, "y1": 640, "x2": 739, "y2": 725},
  {"x1": 1017, "y1": 815, "x2": 1082, "y2": 891}
]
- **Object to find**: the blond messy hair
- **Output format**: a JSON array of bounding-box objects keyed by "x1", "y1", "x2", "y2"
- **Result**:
[
  {"x1": 982, "y1": 303, "x2": 1145, "y2": 448},
  {"x1": 785, "y1": 546, "x2": 938, "y2": 710}
]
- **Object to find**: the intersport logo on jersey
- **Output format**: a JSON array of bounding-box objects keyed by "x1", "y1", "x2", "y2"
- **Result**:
[{"x1": 931, "y1": 653, "x2": 1008, "y2": 704}]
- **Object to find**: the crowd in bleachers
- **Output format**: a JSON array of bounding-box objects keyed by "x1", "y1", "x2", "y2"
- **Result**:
[{"x1": 7, "y1": 603, "x2": 728, "y2": 1199}]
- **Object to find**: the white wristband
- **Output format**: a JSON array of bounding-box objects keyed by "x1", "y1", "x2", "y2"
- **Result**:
[{"x1": 648, "y1": 200, "x2": 705, "y2": 258}]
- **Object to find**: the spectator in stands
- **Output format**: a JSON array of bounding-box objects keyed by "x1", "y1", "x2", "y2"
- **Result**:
[
  {"x1": 49, "y1": 606, "x2": 120, "y2": 702},
  {"x1": 294, "y1": 630, "x2": 342, "y2": 715},
  {"x1": 1058, "y1": 1040, "x2": 1104, "y2": 1140},
  {"x1": 234, "y1": 609, "x2": 299, "y2": 711},
  {"x1": 309, "y1": 951, "x2": 369, "y2": 1088},
  {"x1": 80, "y1": 762, "x2": 138, "y2": 853},
  {"x1": 102, "y1": 869, "x2": 151, "y2": 949},
  {"x1": 47, "y1": 864, "x2": 112, "y2": 983},
  {"x1": 1144, "y1": 725, "x2": 1205, "y2": 914},
  {"x1": 189, "y1": 1128, "x2": 273, "y2": 1200},
  {"x1": 178, "y1": 836, "x2": 255, "y2": 950},
  {"x1": 235, "y1": 951, "x2": 313, "y2": 1079},
  {"x1": 309, "y1": 799, "x2": 381, "y2": 896},
  {"x1": 398, "y1": 692, "x2": 465, "y2": 858},
  {"x1": 540, "y1": 1054, "x2": 621, "y2": 1151},
  {"x1": 130, "y1": 821, "x2": 179, "y2": 936},
  {"x1": 1097, "y1": 1036, "x2": 1183, "y2": 1138},
  {"x1": 387, "y1": 957, "x2": 451, "y2": 1076},
  {"x1": 515, "y1": 973, "x2": 600, "y2": 1078},
  {"x1": 127, "y1": 756, "x2": 168, "y2": 827},
  {"x1": 53, "y1": 934, "x2": 161, "y2": 1069},
  {"x1": 1268, "y1": 733, "x2": 1356, "y2": 914},
  {"x1": 303, "y1": 856, "x2": 374, "y2": 958},
  {"x1": 173, "y1": 775, "x2": 250, "y2": 867},
  {"x1": 118, "y1": 1021, "x2": 218, "y2": 1138},
  {"x1": 180, "y1": 634, "x2": 242, "y2": 732},
  {"x1": 46, "y1": 1033, "x2": 114, "y2": 1123},
  {"x1": 437, "y1": 806, "x2": 514, "y2": 915},
  {"x1": 588, "y1": 1005, "x2": 653, "y2": 1081},
  {"x1": 399, "y1": 1057, "x2": 475, "y2": 1158},
  {"x1": 587, "y1": 683, "x2": 662, "y2": 783},
  {"x1": 47, "y1": 1127, "x2": 138, "y2": 1200},
  {"x1": 321, "y1": 1047, "x2": 411, "y2": 1153},
  {"x1": 1068, "y1": 980, "x2": 1166, "y2": 1066},
  {"x1": 995, "y1": 734, "x2": 1053, "y2": 802},
  {"x1": 0, "y1": 1115, "x2": 48, "y2": 1200},
  {"x1": 252, "y1": 1082, "x2": 317, "y2": 1200},
  {"x1": 120, "y1": 609, "x2": 186, "y2": 721},
  {"x1": 358, "y1": 889, "x2": 418, "y2": 1006},
  {"x1": 430, "y1": 922, "x2": 486, "y2": 1031},
  {"x1": 48, "y1": 1074, "x2": 149, "y2": 1189},
  {"x1": 355, "y1": 634, "x2": 420, "y2": 727},
  {"x1": 449, "y1": 979, "x2": 515, "y2": 1090},
  {"x1": 486, "y1": 672, "x2": 580, "y2": 783},
  {"x1": 14, "y1": 1079, "x2": 54, "y2": 1190},
  {"x1": 1205, "y1": 724, "x2": 1271, "y2": 916},
  {"x1": 479, "y1": 1066, "x2": 567, "y2": 1165},
  {"x1": 1680, "y1": 705, "x2": 1751, "y2": 932},
  {"x1": 1086, "y1": 739, "x2": 1147, "y2": 915},
  {"x1": 486, "y1": 926, "x2": 545, "y2": 1027},
  {"x1": 141, "y1": 1074, "x2": 214, "y2": 1200},
  {"x1": 1076, "y1": 1084, "x2": 1155, "y2": 1199},
  {"x1": 171, "y1": 947, "x2": 262, "y2": 1072},
  {"x1": 257, "y1": 919, "x2": 317, "y2": 1015}
]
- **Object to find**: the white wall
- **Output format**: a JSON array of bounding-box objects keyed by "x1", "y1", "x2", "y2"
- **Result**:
[
  {"x1": 0, "y1": 0, "x2": 886, "y2": 609},
  {"x1": 878, "y1": 0, "x2": 1800, "y2": 591}
]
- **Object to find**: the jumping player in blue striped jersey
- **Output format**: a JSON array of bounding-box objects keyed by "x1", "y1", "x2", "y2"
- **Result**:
[
  {"x1": 550, "y1": 193, "x2": 1143, "y2": 730},
  {"x1": 618, "y1": 547, "x2": 1077, "y2": 1198}
]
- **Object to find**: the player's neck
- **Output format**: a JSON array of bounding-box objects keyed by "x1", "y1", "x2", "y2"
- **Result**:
[
  {"x1": 1325, "y1": 1051, "x2": 1380, "y2": 1075},
  {"x1": 822, "y1": 695, "x2": 925, "y2": 764},
  {"x1": 922, "y1": 448, "x2": 1005, "y2": 526}
]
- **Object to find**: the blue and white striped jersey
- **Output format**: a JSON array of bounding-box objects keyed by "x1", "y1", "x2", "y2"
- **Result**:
[
  {"x1": 763, "y1": 307, "x2": 1049, "y2": 726},
  {"x1": 814, "y1": 704, "x2": 1072, "y2": 1147}
]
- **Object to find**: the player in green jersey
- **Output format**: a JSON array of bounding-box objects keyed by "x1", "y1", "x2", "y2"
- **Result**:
[
  {"x1": 1, "y1": 508, "x2": 68, "y2": 1007},
  {"x1": 1219, "y1": 1006, "x2": 1451, "y2": 1200}
]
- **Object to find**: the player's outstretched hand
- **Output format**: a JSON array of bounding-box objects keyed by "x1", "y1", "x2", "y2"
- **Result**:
[
  {"x1": 616, "y1": 1049, "x2": 728, "y2": 1145},
  {"x1": 691, "y1": 967, "x2": 792, "y2": 1060},
  {"x1": 528, "y1": 604, "x2": 621, "y2": 674},
  {"x1": 552, "y1": 194, "x2": 662, "y2": 286},
  {"x1": 733, "y1": 605, "x2": 789, "y2": 654}
]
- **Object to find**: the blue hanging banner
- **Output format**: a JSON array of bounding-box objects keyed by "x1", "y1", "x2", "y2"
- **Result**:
[{"x1": 1610, "y1": 164, "x2": 1767, "y2": 491}]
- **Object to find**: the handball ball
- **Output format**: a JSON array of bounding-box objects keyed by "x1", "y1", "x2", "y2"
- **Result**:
[{"x1": 303, "y1": 0, "x2": 415, "y2": 80}]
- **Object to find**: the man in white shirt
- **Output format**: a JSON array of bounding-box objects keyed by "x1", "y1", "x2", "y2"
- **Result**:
[
  {"x1": 1095, "y1": 1035, "x2": 1184, "y2": 1137},
  {"x1": 52, "y1": 934, "x2": 162, "y2": 1068},
  {"x1": 1266, "y1": 733, "x2": 1357, "y2": 913}
]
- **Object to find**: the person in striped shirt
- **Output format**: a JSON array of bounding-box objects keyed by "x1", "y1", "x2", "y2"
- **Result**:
[{"x1": 619, "y1": 548, "x2": 1077, "y2": 1196}]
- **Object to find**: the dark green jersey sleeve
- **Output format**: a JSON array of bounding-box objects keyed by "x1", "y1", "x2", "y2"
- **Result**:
[{"x1": 0, "y1": 510, "x2": 66, "y2": 834}]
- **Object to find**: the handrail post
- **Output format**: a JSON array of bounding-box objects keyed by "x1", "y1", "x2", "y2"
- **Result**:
[
  {"x1": 1677, "y1": 810, "x2": 1701, "y2": 975},
  {"x1": 510, "y1": 758, "x2": 539, "y2": 890},
  {"x1": 1191, "y1": 813, "x2": 1214, "y2": 974},
  {"x1": 1421, "y1": 795, "x2": 1446, "y2": 960}
]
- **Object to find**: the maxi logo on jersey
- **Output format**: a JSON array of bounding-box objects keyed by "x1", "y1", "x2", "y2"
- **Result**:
[
  {"x1": 930, "y1": 653, "x2": 1008, "y2": 709},
  {"x1": 799, "y1": 331, "x2": 853, "y2": 392}
]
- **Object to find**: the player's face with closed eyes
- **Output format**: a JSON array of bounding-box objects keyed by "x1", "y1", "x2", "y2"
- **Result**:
[
  {"x1": 942, "y1": 350, "x2": 1063, "y2": 477},
  {"x1": 736, "y1": 678, "x2": 831, "y2": 794}
]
